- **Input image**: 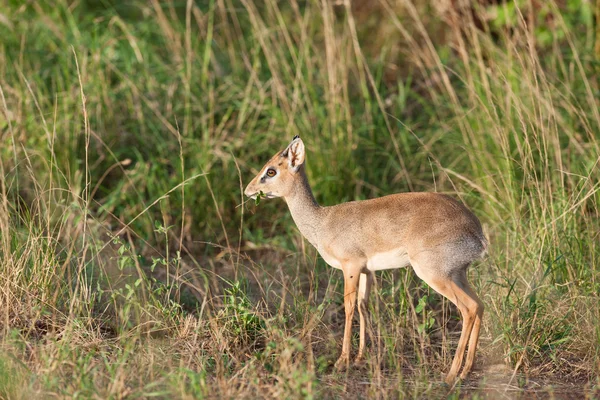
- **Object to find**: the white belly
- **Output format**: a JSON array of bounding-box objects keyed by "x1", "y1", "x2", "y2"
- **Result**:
[
  {"x1": 366, "y1": 248, "x2": 411, "y2": 271},
  {"x1": 318, "y1": 247, "x2": 411, "y2": 271}
]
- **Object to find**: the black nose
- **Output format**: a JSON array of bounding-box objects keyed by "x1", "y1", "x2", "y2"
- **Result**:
[{"x1": 293, "y1": 135, "x2": 300, "y2": 140}]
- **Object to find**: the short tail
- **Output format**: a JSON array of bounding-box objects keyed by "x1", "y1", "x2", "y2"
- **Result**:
[{"x1": 479, "y1": 235, "x2": 489, "y2": 258}]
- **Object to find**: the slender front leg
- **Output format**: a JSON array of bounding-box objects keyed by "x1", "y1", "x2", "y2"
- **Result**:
[
  {"x1": 355, "y1": 271, "x2": 373, "y2": 365},
  {"x1": 334, "y1": 268, "x2": 361, "y2": 371}
]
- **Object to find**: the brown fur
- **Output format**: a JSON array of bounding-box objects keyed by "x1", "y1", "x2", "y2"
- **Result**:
[{"x1": 245, "y1": 137, "x2": 487, "y2": 383}]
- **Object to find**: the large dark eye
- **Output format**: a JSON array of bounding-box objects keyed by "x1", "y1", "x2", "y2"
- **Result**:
[{"x1": 266, "y1": 168, "x2": 277, "y2": 177}]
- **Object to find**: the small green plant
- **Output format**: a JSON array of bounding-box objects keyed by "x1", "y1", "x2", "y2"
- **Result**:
[
  {"x1": 219, "y1": 280, "x2": 265, "y2": 348},
  {"x1": 415, "y1": 294, "x2": 435, "y2": 334}
]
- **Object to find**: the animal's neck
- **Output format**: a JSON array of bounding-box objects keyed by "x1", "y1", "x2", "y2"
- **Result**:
[{"x1": 284, "y1": 166, "x2": 323, "y2": 248}]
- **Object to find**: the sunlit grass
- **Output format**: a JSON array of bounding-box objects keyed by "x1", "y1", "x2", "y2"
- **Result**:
[{"x1": 0, "y1": 0, "x2": 599, "y2": 397}]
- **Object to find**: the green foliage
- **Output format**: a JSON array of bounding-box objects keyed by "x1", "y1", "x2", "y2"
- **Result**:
[
  {"x1": 487, "y1": 0, "x2": 595, "y2": 47},
  {"x1": 415, "y1": 294, "x2": 436, "y2": 334},
  {"x1": 0, "y1": 352, "x2": 28, "y2": 400},
  {"x1": 219, "y1": 280, "x2": 265, "y2": 348}
]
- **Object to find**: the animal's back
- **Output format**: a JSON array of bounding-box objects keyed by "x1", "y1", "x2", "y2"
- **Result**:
[{"x1": 318, "y1": 192, "x2": 487, "y2": 271}]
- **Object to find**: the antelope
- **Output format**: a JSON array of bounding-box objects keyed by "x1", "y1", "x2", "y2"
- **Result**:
[{"x1": 244, "y1": 136, "x2": 487, "y2": 383}]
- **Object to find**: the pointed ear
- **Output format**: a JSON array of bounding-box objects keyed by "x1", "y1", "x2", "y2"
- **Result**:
[{"x1": 283, "y1": 137, "x2": 305, "y2": 172}]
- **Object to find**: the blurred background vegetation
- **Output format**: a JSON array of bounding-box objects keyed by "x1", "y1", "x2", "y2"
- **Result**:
[{"x1": 0, "y1": 0, "x2": 599, "y2": 398}]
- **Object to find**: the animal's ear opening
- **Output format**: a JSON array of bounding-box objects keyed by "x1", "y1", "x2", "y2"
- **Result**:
[{"x1": 282, "y1": 136, "x2": 305, "y2": 171}]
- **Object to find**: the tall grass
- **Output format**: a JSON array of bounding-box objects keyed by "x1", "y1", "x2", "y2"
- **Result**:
[{"x1": 0, "y1": 0, "x2": 599, "y2": 397}]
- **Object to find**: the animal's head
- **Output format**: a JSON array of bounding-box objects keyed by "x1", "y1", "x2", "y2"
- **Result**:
[{"x1": 244, "y1": 136, "x2": 306, "y2": 200}]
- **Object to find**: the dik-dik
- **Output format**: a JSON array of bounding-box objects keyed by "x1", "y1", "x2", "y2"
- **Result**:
[{"x1": 244, "y1": 136, "x2": 487, "y2": 383}]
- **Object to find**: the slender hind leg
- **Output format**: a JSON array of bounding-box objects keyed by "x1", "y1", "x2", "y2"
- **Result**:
[
  {"x1": 355, "y1": 271, "x2": 374, "y2": 365},
  {"x1": 411, "y1": 260, "x2": 483, "y2": 384},
  {"x1": 455, "y1": 270, "x2": 484, "y2": 379}
]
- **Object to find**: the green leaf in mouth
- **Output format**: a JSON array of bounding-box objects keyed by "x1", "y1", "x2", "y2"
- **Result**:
[{"x1": 255, "y1": 191, "x2": 265, "y2": 206}]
